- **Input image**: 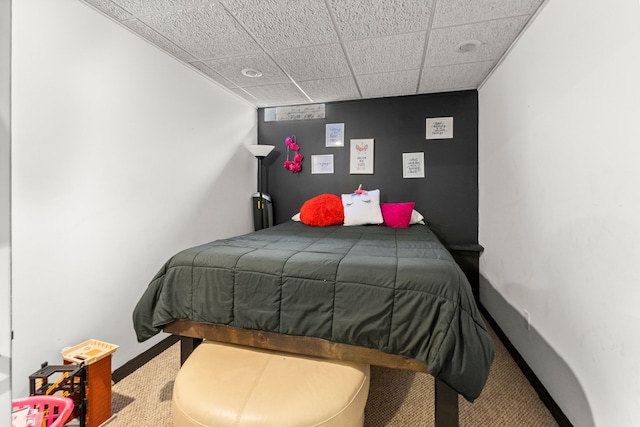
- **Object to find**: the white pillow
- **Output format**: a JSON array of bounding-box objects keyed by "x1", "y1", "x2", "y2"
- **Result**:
[
  {"x1": 341, "y1": 189, "x2": 383, "y2": 226},
  {"x1": 410, "y1": 209, "x2": 425, "y2": 225}
]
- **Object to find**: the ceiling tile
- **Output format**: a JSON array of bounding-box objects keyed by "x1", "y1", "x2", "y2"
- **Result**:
[
  {"x1": 189, "y1": 62, "x2": 237, "y2": 88},
  {"x1": 82, "y1": 0, "x2": 542, "y2": 107},
  {"x1": 242, "y1": 83, "x2": 311, "y2": 107},
  {"x1": 328, "y1": 0, "x2": 433, "y2": 41},
  {"x1": 419, "y1": 61, "x2": 494, "y2": 92},
  {"x1": 203, "y1": 53, "x2": 290, "y2": 87},
  {"x1": 141, "y1": 3, "x2": 262, "y2": 60},
  {"x1": 230, "y1": 88, "x2": 262, "y2": 104},
  {"x1": 433, "y1": 0, "x2": 544, "y2": 28},
  {"x1": 297, "y1": 77, "x2": 360, "y2": 103},
  {"x1": 345, "y1": 32, "x2": 425, "y2": 74},
  {"x1": 85, "y1": 0, "x2": 134, "y2": 20},
  {"x1": 425, "y1": 16, "x2": 528, "y2": 67},
  {"x1": 112, "y1": 0, "x2": 208, "y2": 16},
  {"x1": 271, "y1": 44, "x2": 351, "y2": 81},
  {"x1": 123, "y1": 19, "x2": 196, "y2": 62},
  {"x1": 357, "y1": 70, "x2": 420, "y2": 98},
  {"x1": 221, "y1": 0, "x2": 338, "y2": 51}
]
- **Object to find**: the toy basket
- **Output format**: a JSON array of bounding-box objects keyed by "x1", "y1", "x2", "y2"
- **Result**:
[{"x1": 12, "y1": 396, "x2": 74, "y2": 427}]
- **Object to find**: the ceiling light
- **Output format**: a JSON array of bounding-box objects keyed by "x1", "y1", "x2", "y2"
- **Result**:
[
  {"x1": 454, "y1": 40, "x2": 482, "y2": 53},
  {"x1": 241, "y1": 68, "x2": 263, "y2": 78}
]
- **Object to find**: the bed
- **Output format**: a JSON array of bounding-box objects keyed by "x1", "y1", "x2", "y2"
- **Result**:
[{"x1": 133, "y1": 219, "x2": 494, "y2": 426}]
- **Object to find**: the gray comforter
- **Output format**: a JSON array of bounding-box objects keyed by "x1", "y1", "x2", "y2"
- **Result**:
[{"x1": 133, "y1": 221, "x2": 494, "y2": 401}]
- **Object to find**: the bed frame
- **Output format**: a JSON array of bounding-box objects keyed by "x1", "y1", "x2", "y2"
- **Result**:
[{"x1": 164, "y1": 319, "x2": 459, "y2": 427}]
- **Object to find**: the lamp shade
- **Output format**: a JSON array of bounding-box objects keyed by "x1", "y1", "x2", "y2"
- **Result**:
[{"x1": 246, "y1": 144, "x2": 275, "y2": 158}]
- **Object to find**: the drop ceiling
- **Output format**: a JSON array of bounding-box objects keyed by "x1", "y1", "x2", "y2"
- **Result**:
[{"x1": 82, "y1": 0, "x2": 546, "y2": 108}]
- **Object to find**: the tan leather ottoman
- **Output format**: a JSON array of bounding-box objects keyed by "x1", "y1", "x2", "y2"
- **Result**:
[{"x1": 172, "y1": 341, "x2": 370, "y2": 427}]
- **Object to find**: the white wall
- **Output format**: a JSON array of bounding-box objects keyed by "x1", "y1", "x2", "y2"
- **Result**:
[
  {"x1": 11, "y1": 0, "x2": 257, "y2": 399},
  {"x1": 479, "y1": 0, "x2": 640, "y2": 426},
  {"x1": 1, "y1": 0, "x2": 11, "y2": 423}
]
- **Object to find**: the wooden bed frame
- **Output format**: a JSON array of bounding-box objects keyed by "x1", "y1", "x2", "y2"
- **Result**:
[{"x1": 164, "y1": 319, "x2": 459, "y2": 427}]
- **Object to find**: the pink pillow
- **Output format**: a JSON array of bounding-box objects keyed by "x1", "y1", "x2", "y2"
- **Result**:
[{"x1": 380, "y1": 202, "x2": 415, "y2": 228}]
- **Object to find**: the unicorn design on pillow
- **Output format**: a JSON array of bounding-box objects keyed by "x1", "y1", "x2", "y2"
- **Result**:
[{"x1": 341, "y1": 185, "x2": 384, "y2": 226}]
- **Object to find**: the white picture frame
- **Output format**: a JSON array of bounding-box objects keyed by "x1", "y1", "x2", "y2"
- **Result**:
[
  {"x1": 350, "y1": 138, "x2": 374, "y2": 174},
  {"x1": 426, "y1": 117, "x2": 454, "y2": 139},
  {"x1": 311, "y1": 154, "x2": 334, "y2": 174},
  {"x1": 403, "y1": 152, "x2": 425, "y2": 178},
  {"x1": 325, "y1": 123, "x2": 345, "y2": 147}
]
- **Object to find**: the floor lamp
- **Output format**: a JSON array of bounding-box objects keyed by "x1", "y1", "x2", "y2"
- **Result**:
[{"x1": 246, "y1": 144, "x2": 275, "y2": 231}]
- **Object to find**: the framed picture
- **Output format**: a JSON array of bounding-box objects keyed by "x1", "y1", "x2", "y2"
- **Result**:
[
  {"x1": 350, "y1": 138, "x2": 374, "y2": 174},
  {"x1": 311, "y1": 154, "x2": 334, "y2": 174},
  {"x1": 325, "y1": 123, "x2": 345, "y2": 147},
  {"x1": 403, "y1": 152, "x2": 425, "y2": 178},
  {"x1": 426, "y1": 117, "x2": 453, "y2": 139}
]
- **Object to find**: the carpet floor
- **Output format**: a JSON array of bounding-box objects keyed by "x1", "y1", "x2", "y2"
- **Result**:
[{"x1": 107, "y1": 321, "x2": 557, "y2": 426}]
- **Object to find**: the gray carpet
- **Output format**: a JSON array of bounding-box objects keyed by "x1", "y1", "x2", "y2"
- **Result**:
[{"x1": 107, "y1": 322, "x2": 557, "y2": 426}]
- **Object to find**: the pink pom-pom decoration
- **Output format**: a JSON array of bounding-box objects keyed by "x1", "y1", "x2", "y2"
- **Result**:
[
  {"x1": 283, "y1": 135, "x2": 303, "y2": 173},
  {"x1": 290, "y1": 163, "x2": 302, "y2": 172}
]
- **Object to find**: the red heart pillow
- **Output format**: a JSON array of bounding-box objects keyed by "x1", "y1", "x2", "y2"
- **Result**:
[{"x1": 300, "y1": 194, "x2": 344, "y2": 226}]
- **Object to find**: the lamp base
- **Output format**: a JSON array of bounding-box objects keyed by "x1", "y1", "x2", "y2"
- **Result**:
[{"x1": 252, "y1": 192, "x2": 273, "y2": 231}]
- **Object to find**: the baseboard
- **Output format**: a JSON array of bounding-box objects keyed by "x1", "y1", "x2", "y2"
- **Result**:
[
  {"x1": 112, "y1": 335, "x2": 180, "y2": 384},
  {"x1": 479, "y1": 304, "x2": 573, "y2": 427}
]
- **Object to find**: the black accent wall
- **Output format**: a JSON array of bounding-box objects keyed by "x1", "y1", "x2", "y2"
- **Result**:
[{"x1": 257, "y1": 90, "x2": 478, "y2": 245}]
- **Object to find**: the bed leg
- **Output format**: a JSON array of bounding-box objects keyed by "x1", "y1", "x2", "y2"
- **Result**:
[
  {"x1": 180, "y1": 337, "x2": 202, "y2": 365},
  {"x1": 435, "y1": 378, "x2": 459, "y2": 427}
]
